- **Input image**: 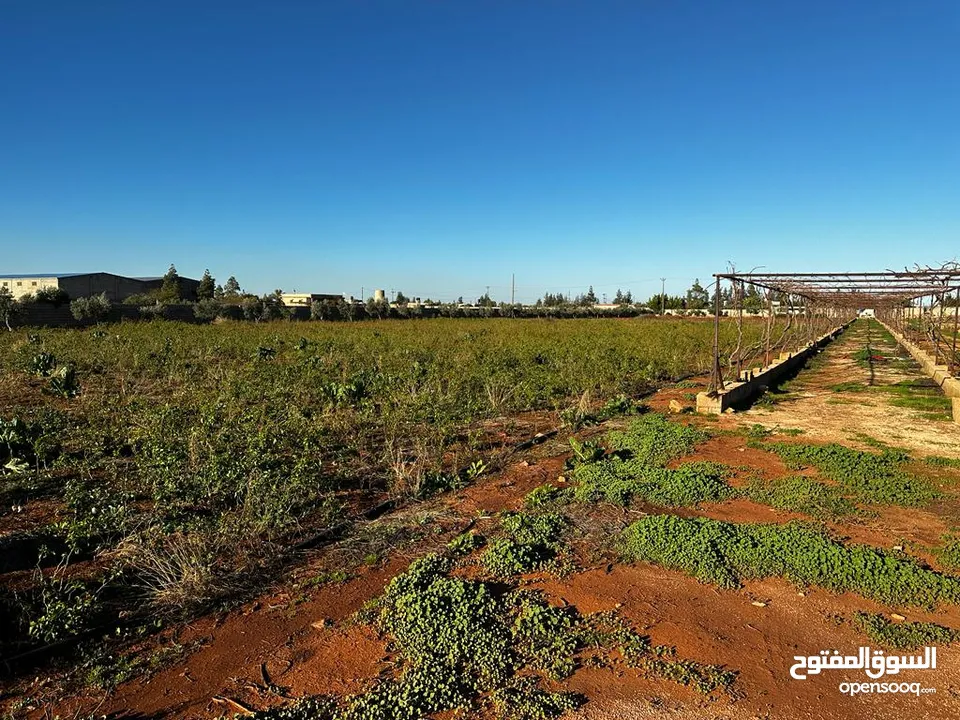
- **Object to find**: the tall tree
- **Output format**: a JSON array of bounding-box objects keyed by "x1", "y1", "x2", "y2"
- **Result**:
[
  {"x1": 476, "y1": 292, "x2": 496, "y2": 307},
  {"x1": 223, "y1": 276, "x2": 242, "y2": 297},
  {"x1": 686, "y1": 279, "x2": 709, "y2": 310},
  {"x1": 159, "y1": 264, "x2": 182, "y2": 302},
  {"x1": 197, "y1": 269, "x2": 216, "y2": 300}
]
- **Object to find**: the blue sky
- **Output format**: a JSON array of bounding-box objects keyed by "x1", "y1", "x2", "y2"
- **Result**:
[{"x1": 2, "y1": 1, "x2": 958, "y2": 303}]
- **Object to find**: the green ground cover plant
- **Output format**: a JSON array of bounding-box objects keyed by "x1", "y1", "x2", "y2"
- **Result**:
[
  {"x1": 762, "y1": 442, "x2": 939, "y2": 507},
  {"x1": 481, "y1": 512, "x2": 568, "y2": 576},
  {"x1": 563, "y1": 414, "x2": 727, "y2": 508},
  {"x1": 620, "y1": 515, "x2": 960, "y2": 608},
  {"x1": 573, "y1": 460, "x2": 732, "y2": 507},
  {"x1": 853, "y1": 612, "x2": 960, "y2": 649},
  {"x1": 603, "y1": 413, "x2": 708, "y2": 466},
  {"x1": 744, "y1": 475, "x2": 858, "y2": 519}
]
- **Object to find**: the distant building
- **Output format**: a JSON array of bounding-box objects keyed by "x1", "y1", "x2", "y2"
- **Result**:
[
  {"x1": 280, "y1": 292, "x2": 344, "y2": 307},
  {"x1": 0, "y1": 272, "x2": 199, "y2": 301}
]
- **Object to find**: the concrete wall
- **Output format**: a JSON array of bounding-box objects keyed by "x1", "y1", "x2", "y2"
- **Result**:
[{"x1": 0, "y1": 276, "x2": 60, "y2": 299}]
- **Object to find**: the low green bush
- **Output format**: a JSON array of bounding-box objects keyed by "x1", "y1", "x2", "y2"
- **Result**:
[
  {"x1": 481, "y1": 512, "x2": 567, "y2": 577},
  {"x1": 620, "y1": 515, "x2": 960, "y2": 608},
  {"x1": 744, "y1": 475, "x2": 858, "y2": 519},
  {"x1": 573, "y1": 460, "x2": 731, "y2": 507},
  {"x1": 604, "y1": 414, "x2": 707, "y2": 466},
  {"x1": 764, "y1": 442, "x2": 938, "y2": 507},
  {"x1": 853, "y1": 612, "x2": 960, "y2": 650}
]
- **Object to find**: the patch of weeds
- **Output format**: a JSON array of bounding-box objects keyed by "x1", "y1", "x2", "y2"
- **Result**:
[
  {"x1": 937, "y1": 536, "x2": 960, "y2": 570},
  {"x1": 298, "y1": 570, "x2": 352, "y2": 590},
  {"x1": 873, "y1": 380, "x2": 953, "y2": 417},
  {"x1": 28, "y1": 573, "x2": 96, "y2": 642},
  {"x1": 763, "y1": 442, "x2": 938, "y2": 507},
  {"x1": 47, "y1": 364, "x2": 81, "y2": 398},
  {"x1": 754, "y1": 389, "x2": 797, "y2": 407},
  {"x1": 619, "y1": 515, "x2": 960, "y2": 608},
  {"x1": 641, "y1": 647, "x2": 737, "y2": 694},
  {"x1": 852, "y1": 346, "x2": 883, "y2": 368},
  {"x1": 489, "y1": 677, "x2": 583, "y2": 720},
  {"x1": 925, "y1": 456, "x2": 960, "y2": 470},
  {"x1": 573, "y1": 460, "x2": 732, "y2": 508},
  {"x1": 597, "y1": 394, "x2": 646, "y2": 419},
  {"x1": 853, "y1": 612, "x2": 960, "y2": 650},
  {"x1": 675, "y1": 380, "x2": 699, "y2": 389},
  {"x1": 482, "y1": 512, "x2": 567, "y2": 577},
  {"x1": 524, "y1": 484, "x2": 573, "y2": 509},
  {"x1": 745, "y1": 424, "x2": 773, "y2": 441},
  {"x1": 565, "y1": 437, "x2": 604, "y2": 470},
  {"x1": 448, "y1": 531, "x2": 486, "y2": 556},
  {"x1": 511, "y1": 594, "x2": 579, "y2": 679},
  {"x1": 744, "y1": 475, "x2": 858, "y2": 519},
  {"x1": 247, "y1": 696, "x2": 340, "y2": 719},
  {"x1": 830, "y1": 381, "x2": 868, "y2": 393},
  {"x1": 849, "y1": 432, "x2": 892, "y2": 450},
  {"x1": 30, "y1": 352, "x2": 57, "y2": 377},
  {"x1": 888, "y1": 394, "x2": 953, "y2": 415},
  {"x1": 605, "y1": 414, "x2": 707, "y2": 466}
]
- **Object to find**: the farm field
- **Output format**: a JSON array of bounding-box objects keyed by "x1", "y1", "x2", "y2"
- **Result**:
[{"x1": 3, "y1": 317, "x2": 960, "y2": 719}]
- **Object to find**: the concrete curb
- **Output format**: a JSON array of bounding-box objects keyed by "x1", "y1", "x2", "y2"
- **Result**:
[
  {"x1": 696, "y1": 321, "x2": 853, "y2": 415},
  {"x1": 876, "y1": 319, "x2": 960, "y2": 424}
]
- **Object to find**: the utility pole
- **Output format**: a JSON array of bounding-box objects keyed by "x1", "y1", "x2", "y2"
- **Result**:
[
  {"x1": 511, "y1": 274, "x2": 515, "y2": 305},
  {"x1": 660, "y1": 278, "x2": 666, "y2": 315}
]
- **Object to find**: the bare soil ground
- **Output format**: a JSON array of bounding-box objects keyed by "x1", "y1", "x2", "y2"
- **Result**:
[
  {"x1": 8, "y1": 321, "x2": 960, "y2": 720},
  {"x1": 734, "y1": 320, "x2": 960, "y2": 456}
]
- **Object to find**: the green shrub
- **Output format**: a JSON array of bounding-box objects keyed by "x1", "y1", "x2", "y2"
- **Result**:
[
  {"x1": 70, "y1": 293, "x2": 112, "y2": 322},
  {"x1": 28, "y1": 575, "x2": 95, "y2": 643},
  {"x1": 620, "y1": 515, "x2": 960, "y2": 608},
  {"x1": 30, "y1": 351, "x2": 57, "y2": 377},
  {"x1": 48, "y1": 364, "x2": 81, "y2": 398}
]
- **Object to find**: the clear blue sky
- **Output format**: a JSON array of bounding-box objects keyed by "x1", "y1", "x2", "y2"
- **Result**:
[{"x1": 2, "y1": 1, "x2": 958, "y2": 303}]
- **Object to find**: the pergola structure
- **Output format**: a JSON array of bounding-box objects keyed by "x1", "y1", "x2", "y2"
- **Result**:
[{"x1": 707, "y1": 265, "x2": 960, "y2": 393}]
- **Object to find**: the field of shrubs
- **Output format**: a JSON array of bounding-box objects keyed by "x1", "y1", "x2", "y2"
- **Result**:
[{"x1": 0, "y1": 316, "x2": 769, "y2": 666}]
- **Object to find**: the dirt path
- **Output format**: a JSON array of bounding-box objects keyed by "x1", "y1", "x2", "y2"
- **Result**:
[{"x1": 734, "y1": 319, "x2": 960, "y2": 457}]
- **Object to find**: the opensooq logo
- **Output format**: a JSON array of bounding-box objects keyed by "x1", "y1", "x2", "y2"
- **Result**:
[{"x1": 790, "y1": 646, "x2": 938, "y2": 697}]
